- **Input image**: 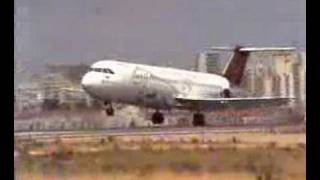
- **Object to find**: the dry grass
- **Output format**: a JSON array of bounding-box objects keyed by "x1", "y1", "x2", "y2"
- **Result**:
[
  {"x1": 17, "y1": 171, "x2": 306, "y2": 180},
  {"x1": 16, "y1": 148, "x2": 305, "y2": 180},
  {"x1": 19, "y1": 132, "x2": 306, "y2": 156},
  {"x1": 16, "y1": 132, "x2": 306, "y2": 180},
  {"x1": 18, "y1": 171, "x2": 257, "y2": 180}
]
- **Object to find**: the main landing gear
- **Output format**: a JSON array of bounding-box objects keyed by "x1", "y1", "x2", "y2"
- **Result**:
[
  {"x1": 192, "y1": 112, "x2": 206, "y2": 127},
  {"x1": 104, "y1": 102, "x2": 114, "y2": 116},
  {"x1": 151, "y1": 111, "x2": 164, "y2": 124},
  {"x1": 150, "y1": 110, "x2": 206, "y2": 127}
]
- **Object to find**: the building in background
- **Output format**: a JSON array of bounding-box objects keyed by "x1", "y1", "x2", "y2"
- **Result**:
[
  {"x1": 299, "y1": 52, "x2": 306, "y2": 105},
  {"x1": 195, "y1": 52, "x2": 221, "y2": 74},
  {"x1": 273, "y1": 51, "x2": 305, "y2": 103},
  {"x1": 206, "y1": 52, "x2": 221, "y2": 73},
  {"x1": 235, "y1": 50, "x2": 306, "y2": 104},
  {"x1": 45, "y1": 63, "x2": 89, "y2": 84},
  {"x1": 15, "y1": 72, "x2": 94, "y2": 115}
]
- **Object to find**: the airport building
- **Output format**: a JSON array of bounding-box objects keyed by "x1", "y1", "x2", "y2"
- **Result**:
[
  {"x1": 194, "y1": 49, "x2": 306, "y2": 105},
  {"x1": 38, "y1": 74, "x2": 92, "y2": 108},
  {"x1": 14, "y1": 72, "x2": 93, "y2": 115},
  {"x1": 195, "y1": 52, "x2": 221, "y2": 74},
  {"x1": 240, "y1": 51, "x2": 306, "y2": 104},
  {"x1": 298, "y1": 52, "x2": 306, "y2": 104},
  {"x1": 14, "y1": 83, "x2": 43, "y2": 114},
  {"x1": 45, "y1": 63, "x2": 89, "y2": 84},
  {"x1": 273, "y1": 51, "x2": 305, "y2": 103}
]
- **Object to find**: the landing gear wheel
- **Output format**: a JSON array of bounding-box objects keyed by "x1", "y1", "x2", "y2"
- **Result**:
[
  {"x1": 193, "y1": 113, "x2": 205, "y2": 127},
  {"x1": 104, "y1": 101, "x2": 114, "y2": 116},
  {"x1": 222, "y1": 89, "x2": 232, "y2": 98},
  {"x1": 105, "y1": 107, "x2": 114, "y2": 116},
  {"x1": 151, "y1": 112, "x2": 164, "y2": 124}
]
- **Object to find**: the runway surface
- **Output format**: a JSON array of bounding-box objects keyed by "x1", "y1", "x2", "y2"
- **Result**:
[{"x1": 14, "y1": 124, "x2": 305, "y2": 140}]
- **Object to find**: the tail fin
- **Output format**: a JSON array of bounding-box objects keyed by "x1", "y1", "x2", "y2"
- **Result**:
[
  {"x1": 213, "y1": 46, "x2": 296, "y2": 87},
  {"x1": 222, "y1": 46, "x2": 249, "y2": 86}
]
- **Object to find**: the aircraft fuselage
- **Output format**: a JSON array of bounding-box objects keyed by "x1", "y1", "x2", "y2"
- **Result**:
[{"x1": 81, "y1": 60, "x2": 230, "y2": 109}]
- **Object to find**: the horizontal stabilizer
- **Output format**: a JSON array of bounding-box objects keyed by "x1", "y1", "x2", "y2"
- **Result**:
[{"x1": 209, "y1": 46, "x2": 296, "y2": 52}]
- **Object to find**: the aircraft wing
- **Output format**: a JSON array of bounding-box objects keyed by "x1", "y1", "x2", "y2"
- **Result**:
[{"x1": 174, "y1": 96, "x2": 294, "y2": 110}]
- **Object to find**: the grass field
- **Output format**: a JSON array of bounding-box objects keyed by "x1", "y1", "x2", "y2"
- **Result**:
[{"x1": 15, "y1": 132, "x2": 305, "y2": 180}]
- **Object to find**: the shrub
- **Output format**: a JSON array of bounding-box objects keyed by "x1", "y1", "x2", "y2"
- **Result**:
[
  {"x1": 140, "y1": 141, "x2": 152, "y2": 151},
  {"x1": 138, "y1": 163, "x2": 156, "y2": 176},
  {"x1": 245, "y1": 151, "x2": 283, "y2": 180},
  {"x1": 50, "y1": 139, "x2": 74, "y2": 160},
  {"x1": 54, "y1": 137, "x2": 62, "y2": 144},
  {"x1": 191, "y1": 136, "x2": 200, "y2": 144},
  {"x1": 113, "y1": 143, "x2": 121, "y2": 151},
  {"x1": 169, "y1": 152, "x2": 202, "y2": 172},
  {"x1": 232, "y1": 136, "x2": 239, "y2": 144},
  {"x1": 296, "y1": 143, "x2": 306, "y2": 149},
  {"x1": 99, "y1": 138, "x2": 105, "y2": 145},
  {"x1": 101, "y1": 161, "x2": 127, "y2": 172},
  {"x1": 107, "y1": 136, "x2": 115, "y2": 143},
  {"x1": 208, "y1": 145, "x2": 216, "y2": 152},
  {"x1": 267, "y1": 142, "x2": 277, "y2": 149},
  {"x1": 179, "y1": 138, "x2": 186, "y2": 143}
]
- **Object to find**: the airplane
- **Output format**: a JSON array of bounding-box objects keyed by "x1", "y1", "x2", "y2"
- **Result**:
[{"x1": 81, "y1": 46, "x2": 296, "y2": 126}]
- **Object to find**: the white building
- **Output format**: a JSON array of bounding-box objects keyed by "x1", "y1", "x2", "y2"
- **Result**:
[
  {"x1": 298, "y1": 52, "x2": 306, "y2": 104},
  {"x1": 273, "y1": 51, "x2": 305, "y2": 102},
  {"x1": 196, "y1": 53, "x2": 207, "y2": 73},
  {"x1": 195, "y1": 52, "x2": 220, "y2": 73}
]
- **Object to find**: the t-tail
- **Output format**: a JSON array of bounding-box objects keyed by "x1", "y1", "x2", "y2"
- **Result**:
[{"x1": 210, "y1": 45, "x2": 297, "y2": 87}]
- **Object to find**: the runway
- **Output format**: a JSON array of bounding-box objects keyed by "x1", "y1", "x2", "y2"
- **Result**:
[{"x1": 14, "y1": 124, "x2": 305, "y2": 140}]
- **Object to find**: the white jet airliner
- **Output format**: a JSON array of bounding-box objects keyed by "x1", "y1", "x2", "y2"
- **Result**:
[{"x1": 81, "y1": 46, "x2": 296, "y2": 126}]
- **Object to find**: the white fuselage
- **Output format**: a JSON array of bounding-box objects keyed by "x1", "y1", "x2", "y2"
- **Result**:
[{"x1": 81, "y1": 60, "x2": 230, "y2": 109}]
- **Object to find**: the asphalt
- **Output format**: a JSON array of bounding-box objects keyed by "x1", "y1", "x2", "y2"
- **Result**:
[{"x1": 14, "y1": 124, "x2": 304, "y2": 140}]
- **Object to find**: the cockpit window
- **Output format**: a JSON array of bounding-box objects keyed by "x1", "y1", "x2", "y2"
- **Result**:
[
  {"x1": 103, "y1": 69, "x2": 114, "y2": 74},
  {"x1": 109, "y1": 69, "x2": 114, "y2": 74},
  {"x1": 89, "y1": 68, "x2": 114, "y2": 74}
]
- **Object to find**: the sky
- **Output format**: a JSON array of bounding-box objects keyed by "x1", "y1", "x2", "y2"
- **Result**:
[{"x1": 14, "y1": 0, "x2": 305, "y2": 75}]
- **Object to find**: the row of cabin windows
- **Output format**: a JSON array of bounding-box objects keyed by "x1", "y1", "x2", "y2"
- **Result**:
[{"x1": 89, "y1": 68, "x2": 114, "y2": 74}]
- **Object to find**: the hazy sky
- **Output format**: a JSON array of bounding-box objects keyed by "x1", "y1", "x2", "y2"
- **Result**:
[{"x1": 15, "y1": 0, "x2": 305, "y2": 73}]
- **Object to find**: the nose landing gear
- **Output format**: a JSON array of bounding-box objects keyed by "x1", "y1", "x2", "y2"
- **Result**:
[
  {"x1": 106, "y1": 107, "x2": 114, "y2": 116},
  {"x1": 104, "y1": 102, "x2": 114, "y2": 116}
]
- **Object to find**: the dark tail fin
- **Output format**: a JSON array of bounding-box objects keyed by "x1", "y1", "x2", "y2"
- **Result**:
[{"x1": 222, "y1": 46, "x2": 250, "y2": 86}]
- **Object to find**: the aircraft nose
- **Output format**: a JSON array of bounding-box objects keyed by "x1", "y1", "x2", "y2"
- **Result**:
[{"x1": 81, "y1": 73, "x2": 96, "y2": 91}]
